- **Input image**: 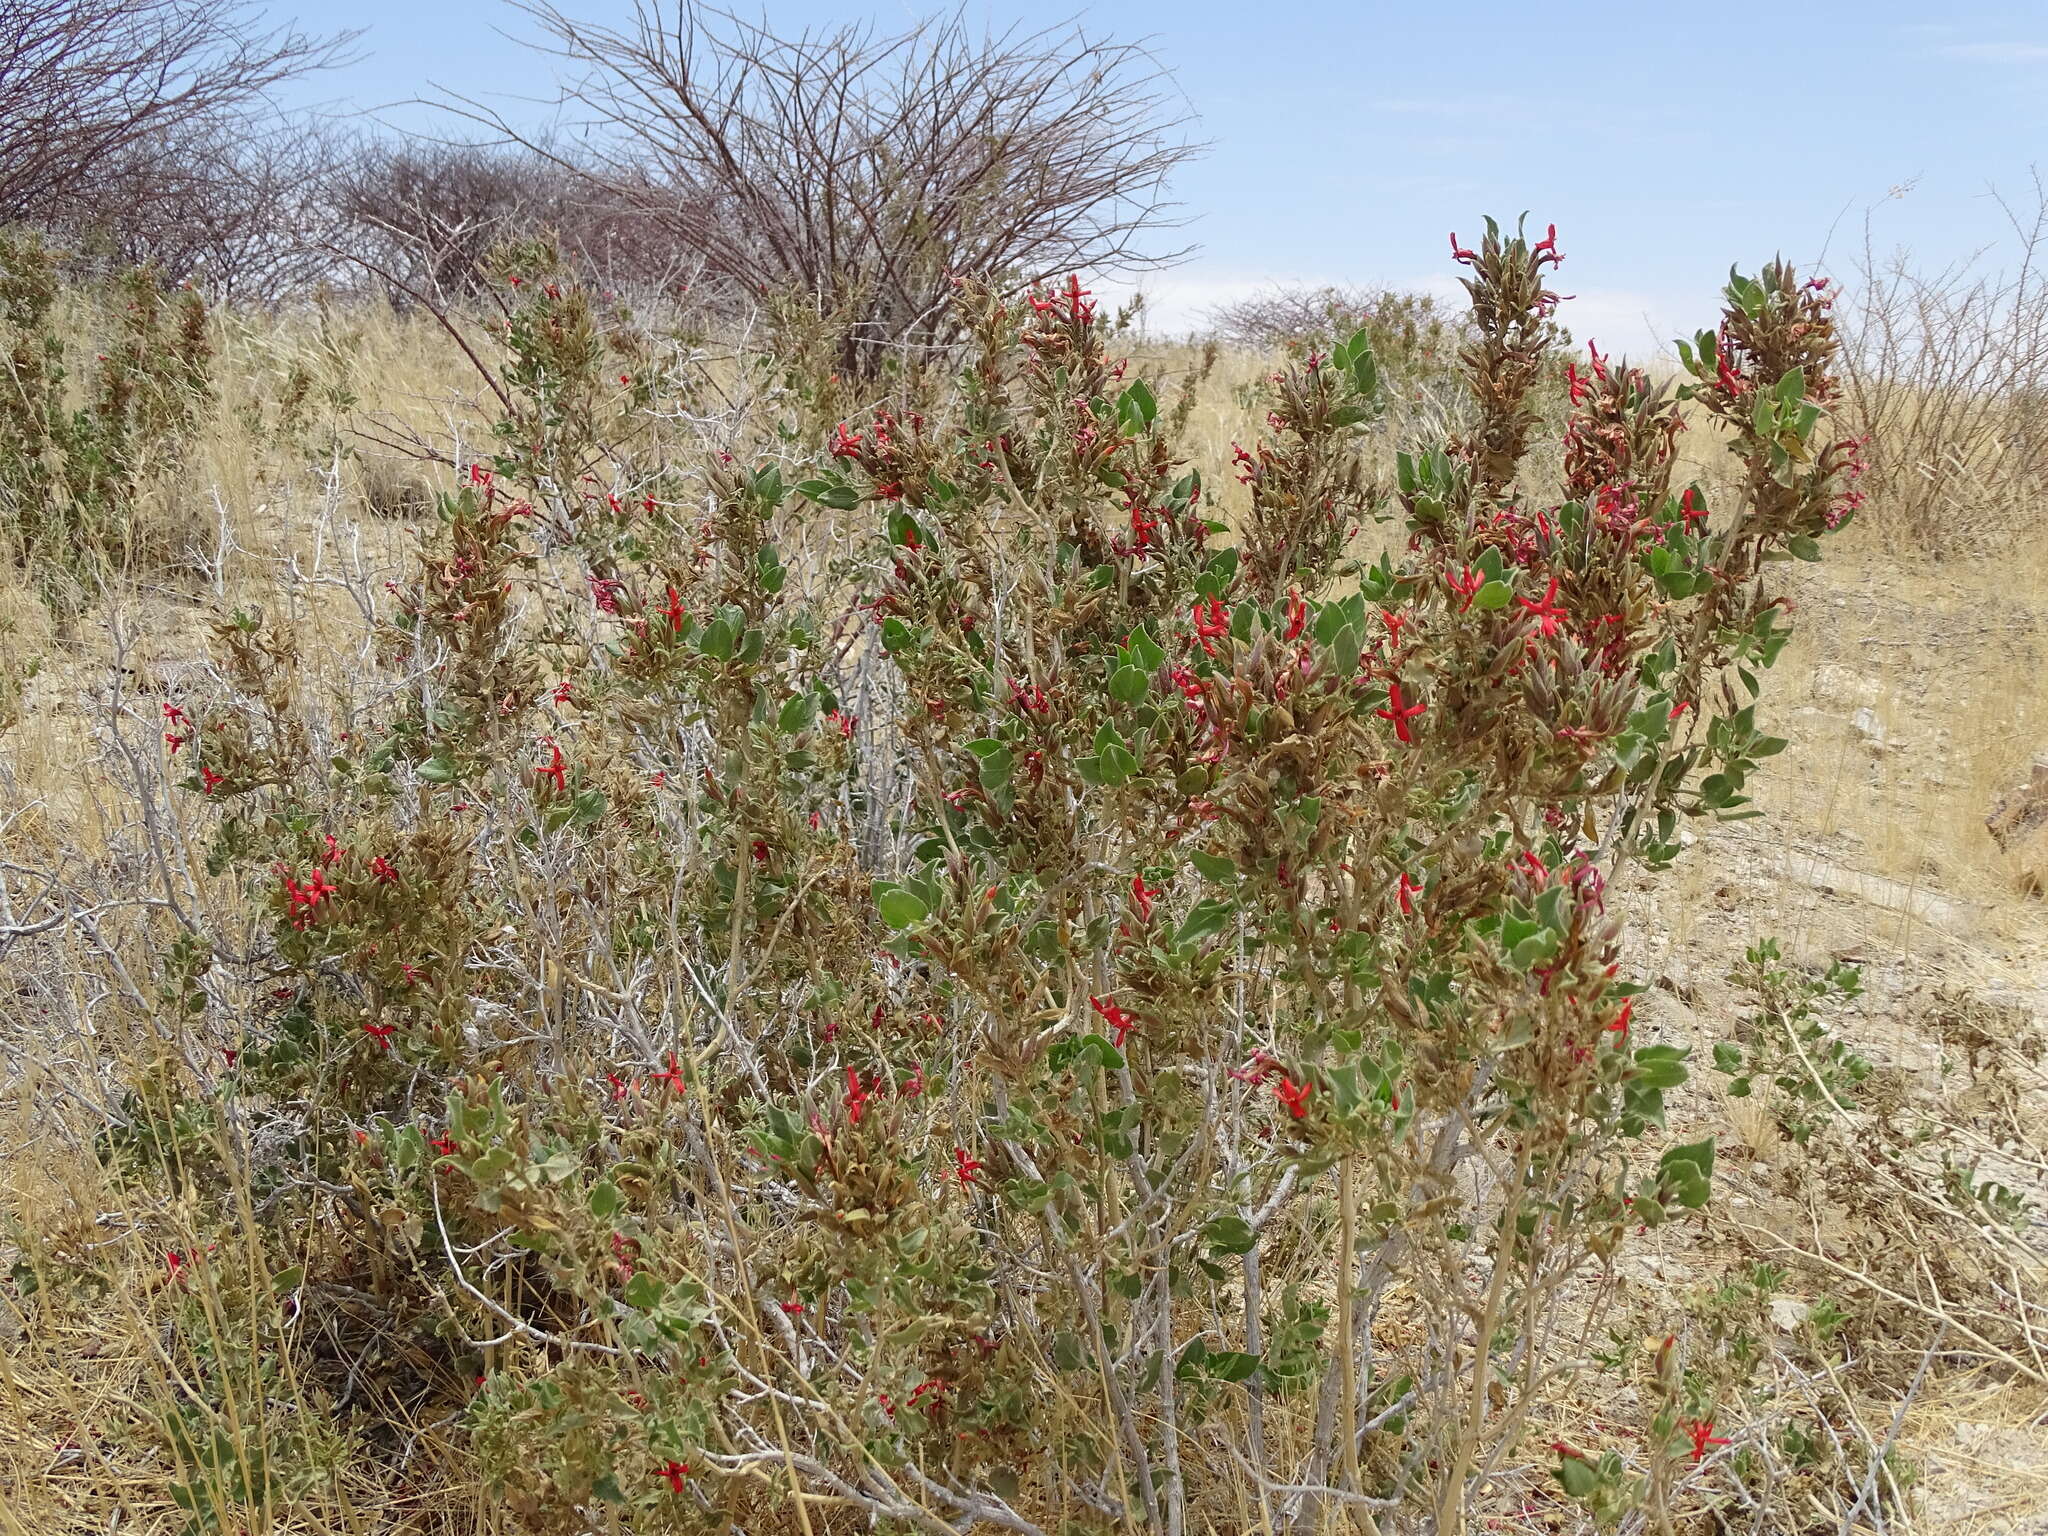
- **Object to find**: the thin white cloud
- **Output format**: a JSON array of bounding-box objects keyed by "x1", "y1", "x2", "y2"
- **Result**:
[{"x1": 1937, "y1": 41, "x2": 2048, "y2": 62}]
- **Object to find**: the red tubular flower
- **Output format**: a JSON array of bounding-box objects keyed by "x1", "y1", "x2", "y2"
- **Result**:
[
  {"x1": 361, "y1": 1021, "x2": 396, "y2": 1052},
  {"x1": 952, "y1": 1147, "x2": 984, "y2": 1185},
  {"x1": 1679, "y1": 488, "x2": 1709, "y2": 528},
  {"x1": 650, "y1": 1053, "x2": 687, "y2": 1092},
  {"x1": 200, "y1": 766, "x2": 224, "y2": 794},
  {"x1": 1532, "y1": 222, "x2": 1560, "y2": 261},
  {"x1": 1273, "y1": 1076, "x2": 1313, "y2": 1119},
  {"x1": 538, "y1": 738, "x2": 568, "y2": 795},
  {"x1": 1230, "y1": 1051, "x2": 1283, "y2": 1085},
  {"x1": 1449, "y1": 231, "x2": 1478, "y2": 263},
  {"x1": 281, "y1": 868, "x2": 337, "y2": 928},
  {"x1": 1517, "y1": 576, "x2": 1568, "y2": 638},
  {"x1": 1686, "y1": 1419, "x2": 1730, "y2": 1462},
  {"x1": 654, "y1": 1460, "x2": 689, "y2": 1493},
  {"x1": 370, "y1": 855, "x2": 398, "y2": 883},
  {"x1": 1131, "y1": 874, "x2": 1161, "y2": 923},
  {"x1": 1192, "y1": 597, "x2": 1230, "y2": 656},
  {"x1": 1088, "y1": 995, "x2": 1137, "y2": 1049},
  {"x1": 1374, "y1": 681, "x2": 1426, "y2": 744},
  {"x1": 844, "y1": 1064, "x2": 873, "y2": 1125},
  {"x1": 1284, "y1": 587, "x2": 1307, "y2": 641},
  {"x1": 1444, "y1": 565, "x2": 1483, "y2": 612},
  {"x1": 1397, "y1": 871, "x2": 1422, "y2": 916},
  {"x1": 1607, "y1": 998, "x2": 1633, "y2": 1038}
]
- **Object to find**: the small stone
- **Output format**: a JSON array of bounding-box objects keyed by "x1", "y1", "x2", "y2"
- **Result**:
[
  {"x1": 1769, "y1": 1298, "x2": 1810, "y2": 1330},
  {"x1": 1987, "y1": 757, "x2": 2048, "y2": 896},
  {"x1": 1850, "y1": 707, "x2": 1899, "y2": 755},
  {"x1": 1811, "y1": 664, "x2": 1881, "y2": 707}
]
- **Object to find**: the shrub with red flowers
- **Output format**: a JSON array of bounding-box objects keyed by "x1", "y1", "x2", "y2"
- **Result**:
[{"x1": 23, "y1": 217, "x2": 1871, "y2": 1534}]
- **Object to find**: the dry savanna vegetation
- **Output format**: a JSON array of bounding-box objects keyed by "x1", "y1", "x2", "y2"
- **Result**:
[{"x1": 1, "y1": 4, "x2": 2046, "y2": 1535}]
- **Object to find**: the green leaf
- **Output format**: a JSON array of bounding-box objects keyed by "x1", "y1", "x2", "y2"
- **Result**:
[
  {"x1": 699, "y1": 618, "x2": 736, "y2": 660},
  {"x1": 416, "y1": 755, "x2": 457, "y2": 784},
  {"x1": 1127, "y1": 626, "x2": 1166, "y2": 671},
  {"x1": 875, "y1": 885, "x2": 929, "y2": 929},
  {"x1": 1632, "y1": 1044, "x2": 1691, "y2": 1090},
  {"x1": 1473, "y1": 581, "x2": 1512, "y2": 610},
  {"x1": 588, "y1": 1180, "x2": 624, "y2": 1219},
  {"x1": 976, "y1": 746, "x2": 1014, "y2": 792},
  {"x1": 1052, "y1": 1330, "x2": 1086, "y2": 1370},
  {"x1": 1116, "y1": 379, "x2": 1158, "y2": 434},
  {"x1": 1658, "y1": 1136, "x2": 1716, "y2": 1178},
  {"x1": 777, "y1": 692, "x2": 817, "y2": 733},
  {"x1": 1206, "y1": 1349, "x2": 1261, "y2": 1383},
  {"x1": 1110, "y1": 665, "x2": 1148, "y2": 704},
  {"x1": 1556, "y1": 1454, "x2": 1601, "y2": 1500},
  {"x1": 1204, "y1": 1215, "x2": 1257, "y2": 1256},
  {"x1": 1176, "y1": 898, "x2": 1235, "y2": 946}
]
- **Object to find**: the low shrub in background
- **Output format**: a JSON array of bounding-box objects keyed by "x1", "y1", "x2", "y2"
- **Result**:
[{"x1": 0, "y1": 229, "x2": 215, "y2": 614}]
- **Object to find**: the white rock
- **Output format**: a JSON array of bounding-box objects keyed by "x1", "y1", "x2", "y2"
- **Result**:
[
  {"x1": 1850, "y1": 708, "x2": 1895, "y2": 753},
  {"x1": 1769, "y1": 1297, "x2": 1810, "y2": 1330}
]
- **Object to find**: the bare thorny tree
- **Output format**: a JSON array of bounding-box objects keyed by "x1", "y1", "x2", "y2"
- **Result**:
[
  {"x1": 441, "y1": 2, "x2": 1202, "y2": 378},
  {"x1": 1829, "y1": 171, "x2": 2048, "y2": 552},
  {"x1": 0, "y1": 0, "x2": 354, "y2": 234}
]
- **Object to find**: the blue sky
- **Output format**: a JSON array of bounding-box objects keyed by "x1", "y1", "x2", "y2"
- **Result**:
[{"x1": 277, "y1": 1, "x2": 2048, "y2": 354}]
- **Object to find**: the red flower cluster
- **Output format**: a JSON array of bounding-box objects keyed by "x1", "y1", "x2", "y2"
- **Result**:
[
  {"x1": 1088, "y1": 995, "x2": 1137, "y2": 1049},
  {"x1": 279, "y1": 868, "x2": 335, "y2": 929},
  {"x1": 1375, "y1": 681, "x2": 1426, "y2": 744}
]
